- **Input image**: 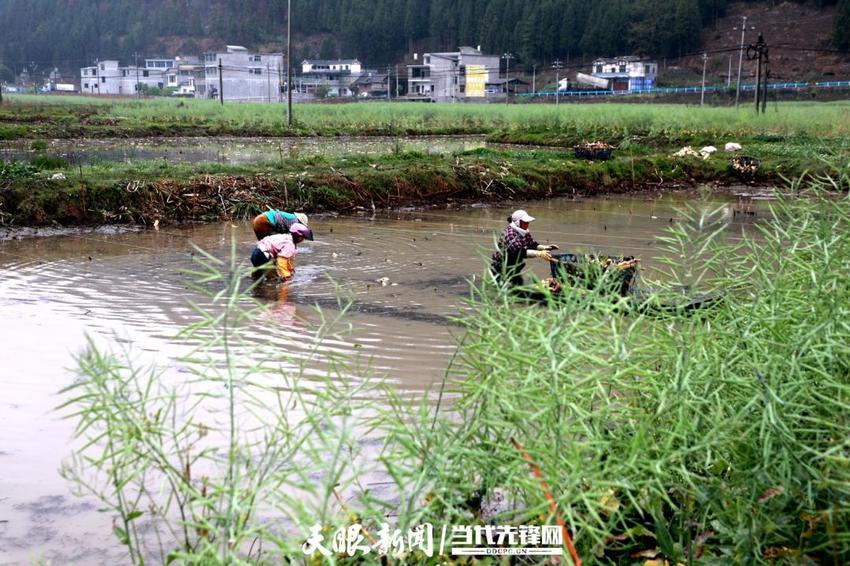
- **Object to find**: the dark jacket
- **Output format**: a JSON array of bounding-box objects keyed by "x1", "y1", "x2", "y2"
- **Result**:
[{"x1": 491, "y1": 224, "x2": 538, "y2": 285}]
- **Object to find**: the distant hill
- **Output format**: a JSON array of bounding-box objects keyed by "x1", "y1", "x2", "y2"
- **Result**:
[
  {"x1": 670, "y1": 1, "x2": 849, "y2": 86},
  {"x1": 0, "y1": 0, "x2": 845, "y2": 81}
]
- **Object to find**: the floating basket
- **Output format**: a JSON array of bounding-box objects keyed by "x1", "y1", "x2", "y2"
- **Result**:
[
  {"x1": 573, "y1": 142, "x2": 615, "y2": 161},
  {"x1": 730, "y1": 155, "x2": 760, "y2": 180}
]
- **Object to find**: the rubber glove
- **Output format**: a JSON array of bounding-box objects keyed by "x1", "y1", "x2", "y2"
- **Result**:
[
  {"x1": 537, "y1": 244, "x2": 559, "y2": 251},
  {"x1": 527, "y1": 250, "x2": 554, "y2": 262}
]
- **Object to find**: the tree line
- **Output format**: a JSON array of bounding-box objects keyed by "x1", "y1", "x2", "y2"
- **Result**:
[{"x1": 0, "y1": 0, "x2": 846, "y2": 77}]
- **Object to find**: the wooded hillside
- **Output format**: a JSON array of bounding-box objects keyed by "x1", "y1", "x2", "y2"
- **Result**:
[{"x1": 0, "y1": 0, "x2": 844, "y2": 74}]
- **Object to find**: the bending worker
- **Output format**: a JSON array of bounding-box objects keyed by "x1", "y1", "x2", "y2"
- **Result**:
[
  {"x1": 251, "y1": 223, "x2": 312, "y2": 281},
  {"x1": 491, "y1": 209, "x2": 558, "y2": 287},
  {"x1": 253, "y1": 209, "x2": 313, "y2": 241}
]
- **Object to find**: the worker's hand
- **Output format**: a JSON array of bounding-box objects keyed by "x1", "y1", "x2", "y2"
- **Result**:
[
  {"x1": 537, "y1": 244, "x2": 559, "y2": 251},
  {"x1": 537, "y1": 250, "x2": 554, "y2": 262}
]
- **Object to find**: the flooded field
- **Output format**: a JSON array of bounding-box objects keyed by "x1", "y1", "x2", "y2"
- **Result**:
[
  {"x1": 0, "y1": 135, "x2": 490, "y2": 166},
  {"x1": 0, "y1": 190, "x2": 767, "y2": 563}
]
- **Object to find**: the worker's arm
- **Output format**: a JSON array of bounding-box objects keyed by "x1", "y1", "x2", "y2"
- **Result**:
[
  {"x1": 526, "y1": 249, "x2": 554, "y2": 262},
  {"x1": 537, "y1": 244, "x2": 559, "y2": 251}
]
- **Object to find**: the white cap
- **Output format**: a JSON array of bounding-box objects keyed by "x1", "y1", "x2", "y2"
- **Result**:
[
  {"x1": 511, "y1": 209, "x2": 535, "y2": 223},
  {"x1": 294, "y1": 212, "x2": 309, "y2": 226}
]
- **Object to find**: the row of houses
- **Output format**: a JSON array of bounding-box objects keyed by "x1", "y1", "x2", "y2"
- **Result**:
[
  {"x1": 80, "y1": 58, "x2": 200, "y2": 96},
  {"x1": 403, "y1": 48, "x2": 659, "y2": 100},
  {"x1": 76, "y1": 44, "x2": 657, "y2": 103},
  {"x1": 78, "y1": 46, "x2": 391, "y2": 102},
  {"x1": 80, "y1": 47, "x2": 285, "y2": 101}
]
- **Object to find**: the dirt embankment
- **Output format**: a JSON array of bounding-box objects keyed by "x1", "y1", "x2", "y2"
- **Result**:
[{"x1": 0, "y1": 151, "x2": 768, "y2": 228}]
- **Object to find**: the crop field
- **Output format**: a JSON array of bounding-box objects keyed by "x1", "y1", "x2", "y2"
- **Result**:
[{"x1": 3, "y1": 94, "x2": 850, "y2": 142}]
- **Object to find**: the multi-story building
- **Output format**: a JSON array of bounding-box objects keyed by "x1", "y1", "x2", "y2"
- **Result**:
[
  {"x1": 297, "y1": 59, "x2": 370, "y2": 97},
  {"x1": 301, "y1": 59, "x2": 362, "y2": 75},
  {"x1": 406, "y1": 46, "x2": 502, "y2": 102},
  {"x1": 80, "y1": 59, "x2": 170, "y2": 95},
  {"x1": 165, "y1": 58, "x2": 202, "y2": 96},
  {"x1": 196, "y1": 45, "x2": 283, "y2": 102},
  {"x1": 589, "y1": 56, "x2": 658, "y2": 91}
]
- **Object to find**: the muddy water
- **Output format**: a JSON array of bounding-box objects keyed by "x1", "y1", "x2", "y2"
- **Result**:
[
  {"x1": 0, "y1": 135, "x2": 488, "y2": 166},
  {"x1": 0, "y1": 190, "x2": 766, "y2": 563}
]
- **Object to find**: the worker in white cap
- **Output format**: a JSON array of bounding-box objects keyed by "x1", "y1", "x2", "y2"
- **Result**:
[{"x1": 490, "y1": 209, "x2": 558, "y2": 287}]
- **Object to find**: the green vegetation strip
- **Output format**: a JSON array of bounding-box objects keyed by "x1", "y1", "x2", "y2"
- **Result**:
[{"x1": 3, "y1": 96, "x2": 850, "y2": 142}]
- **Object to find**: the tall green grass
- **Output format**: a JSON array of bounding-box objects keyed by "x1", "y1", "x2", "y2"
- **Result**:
[
  {"x1": 378, "y1": 168, "x2": 850, "y2": 564},
  {"x1": 7, "y1": 94, "x2": 850, "y2": 140},
  {"x1": 60, "y1": 165, "x2": 850, "y2": 563}
]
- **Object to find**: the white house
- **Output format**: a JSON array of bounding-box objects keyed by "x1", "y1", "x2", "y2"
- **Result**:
[
  {"x1": 589, "y1": 56, "x2": 658, "y2": 91},
  {"x1": 80, "y1": 59, "x2": 171, "y2": 96},
  {"x1": 297, "y1": 58, "x2": 366, "y2": 97},
  {"x1": 406, "y1": 46, "x2": 502, "y2": 102},
  {"x1": 80, "y1": 60, "x2": 120, "y2": 95},
  {"x1": 166, "y1": 58, "x2": 202, "y2": 96},
  {"x1": 301, "y1": 59, "x2": 362, "y2": 75},
  {"x1": 196, "y1": 45, "x2": 283, "y2": 103}
]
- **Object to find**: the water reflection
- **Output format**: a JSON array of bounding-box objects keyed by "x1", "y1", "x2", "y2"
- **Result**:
[{"x1": 0, "y1": 135, "x2": 488, "y2": 166}]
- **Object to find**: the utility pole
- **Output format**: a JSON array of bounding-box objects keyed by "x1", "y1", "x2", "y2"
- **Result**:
[
  {"x1": 700, "y1": 52, "x2": 707, "y2": 107},
  {"x1": 135, "y1": 52, "x2": 140, "y2": 98},
  {"x1": 735, "y1": 16, "x2": 749, "y2": 108},
  {"x1": 532, "y1": 64, "x2": 536, "y2": 95},
  {"x1": 387, "y1": 65, "x2": 391, "y2": 100},
  {"x1": 747, "y1": 33, "x2": 768, "y2": 114},
  {"x1": 553, "y1": 59, "x2": 563, "y2": 106},
  {"x1": 503, "y1": 52, "x2": 513, "y2": 105},
  {"x1": 753, "y1": 45, "x2": 761, "y2": 113},
  {"x1": 727, "y1": 54, "x2": 732, "y2": 87},
  {"x1": 395, "y1": 64, "x2": 399, "y2": 98},
  {"x1": 762, "y1": 62, "x2": 769, "y2": 114},
  {"x1": 286, "y1": 0, "x2": 293, "y2": 127},
  {"x1": 218, "y1": 58, "x2": 224, "y2": 105},
  {"x1": 267, "y1": 61, "x2": 271, "y2": 103}
]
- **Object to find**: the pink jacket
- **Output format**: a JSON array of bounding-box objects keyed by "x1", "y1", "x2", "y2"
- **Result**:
[{"x1": 257, "y1": 234, "x2": 297, "y2": 259}]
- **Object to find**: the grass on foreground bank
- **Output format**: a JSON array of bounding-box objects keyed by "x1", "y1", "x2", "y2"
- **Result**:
[
  {"x1": 1, "y1": 145, "x2": 818, "y2": 227},
  {"x1": 60, "y1": 166, "x2": 850, "y2": 564},
  {"x1": 2, "y1": 94, "x2": 850, "y2": 144}
]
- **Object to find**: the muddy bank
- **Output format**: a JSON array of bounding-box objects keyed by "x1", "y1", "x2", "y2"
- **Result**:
[{"x1": 0, "y1": 148, "x2": 773, "y2": 227}]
